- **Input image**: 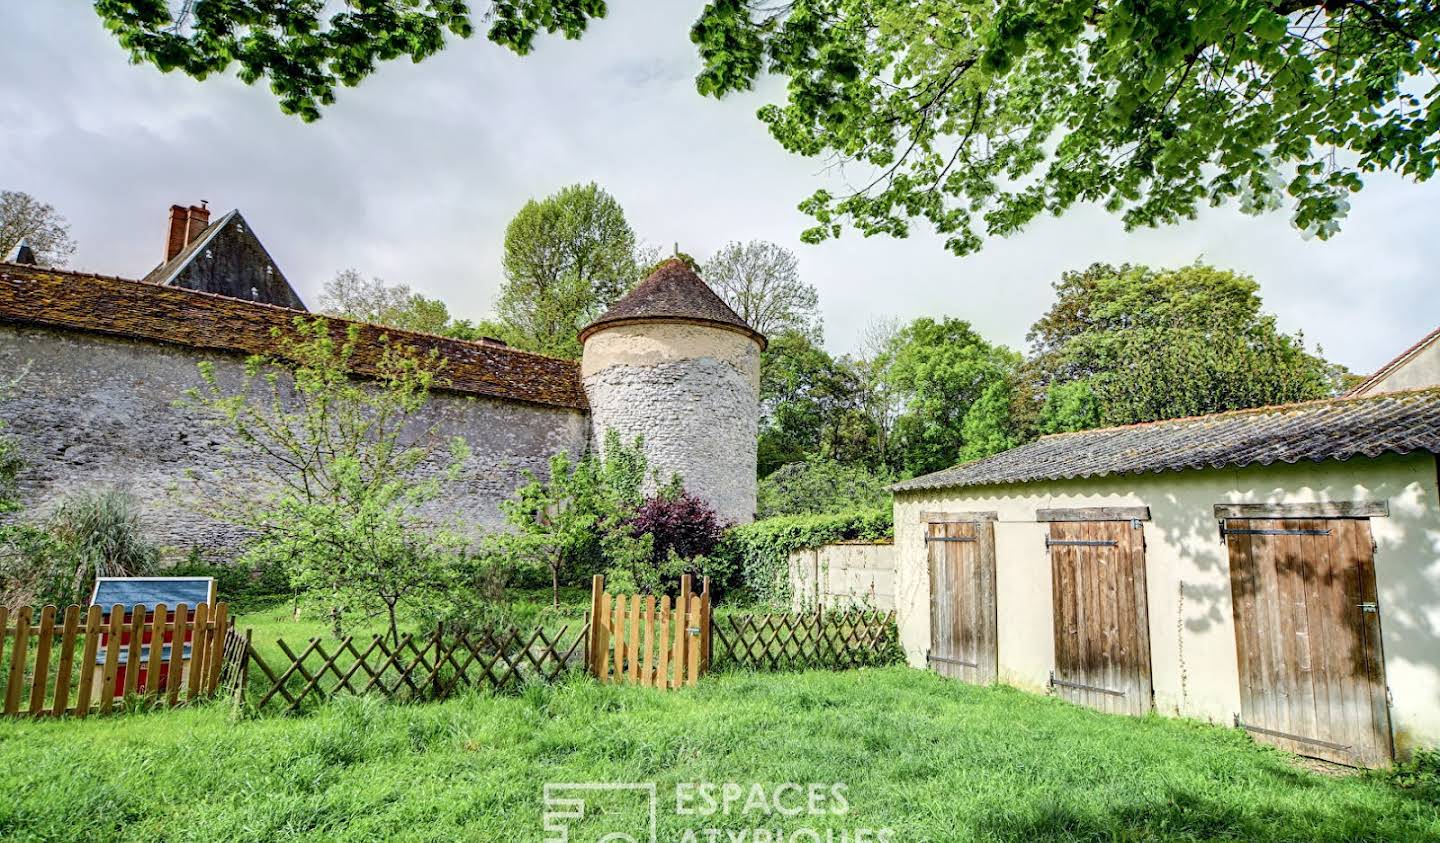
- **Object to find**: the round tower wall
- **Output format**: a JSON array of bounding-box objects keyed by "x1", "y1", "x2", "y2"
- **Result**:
[{"x1": 581, "y1": 322, "x2": 761, "y2": 525}]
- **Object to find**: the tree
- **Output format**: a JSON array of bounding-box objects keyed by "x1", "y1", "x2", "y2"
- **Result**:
[
  {"x1": 498, "y1": 183, "x2": 640, "y2": 359},
  {"x1": 758, "y1": 331, "x2": 876, "y2": 475},
  {"x1": 318, "y1": 270, "x2": 455, "y2": 335},
  {"x1": 183, "y1": 318, "x2": 473, "y2": 644},
  {"x1": 100, "y1": 4, "x2": 1440, "y2": 252},
  {"x1": 0, "y1": 191, "x2": 76, "y2": 266},
  {"x1": 1027, "y1": 263, "x2": 1338, "y2": 430},
  {"x1": 496, "y1": 431, "x2": 651, "y2": 605},
  {"x1": 879, "y1": 317, "x2": 1021, "y2": 476},
  {"x1": 703, "y1": 240, "x2": 822, "y2": 341}
]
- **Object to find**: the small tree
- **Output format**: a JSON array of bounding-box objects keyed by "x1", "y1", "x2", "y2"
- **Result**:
[
  {"x1": 626, "y1": 491, "x2": 726, "y2": 592},
  {"x1": 497, "y1": 431, "x2": 649, "y2": 606},
  {"x1": 318, "y1": 269, "x2": 455, "y2": 335},
  {"x1": 48, "y1": 488, "x2": 160, "y2": 604},
  {"x1": 184, "y1": 318, "x2": 471, "y2": 644}
]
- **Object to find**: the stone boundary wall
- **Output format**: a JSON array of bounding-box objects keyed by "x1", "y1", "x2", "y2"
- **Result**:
[
  {"x1": 788, "y1": 541, "x2": 897, "y2": 612},
  {"x1": 0, "y1": 324, "x2": 590, "y2": 562}
]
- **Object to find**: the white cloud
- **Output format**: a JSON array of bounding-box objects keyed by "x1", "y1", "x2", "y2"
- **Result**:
[{"x1": 1, "y1": 3, "x2": 1435, "y2": 373}]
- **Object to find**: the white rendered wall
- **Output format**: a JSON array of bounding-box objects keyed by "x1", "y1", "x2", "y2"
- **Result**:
[
  {"x1": 581, "y1": 322, "x2": 761, "y2": 525},
  {"x1": 892, "y1": 452, "x2": 1440, "y2": 757}
]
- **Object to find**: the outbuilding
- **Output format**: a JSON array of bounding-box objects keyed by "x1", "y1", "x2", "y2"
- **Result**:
[{"x1": 891, "y1": 387, "x2": 1440, "y2": 767}]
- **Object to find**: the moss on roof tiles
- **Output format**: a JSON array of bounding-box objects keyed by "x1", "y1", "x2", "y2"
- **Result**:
[
  {"x1": 892, "y1": 388, "x2": 1440, "y2": 493},
  {"x1": 0, "y1": 262, "x2": 587, "y2": 411}
]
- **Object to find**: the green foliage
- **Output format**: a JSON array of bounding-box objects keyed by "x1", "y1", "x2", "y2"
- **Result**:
[
  {"x1": 48, "y1": 488, "x2": 161, "y2": 602},
  {"x1": 1037, "y1": 379, "x2": 1103, "y2": 435},
  {"x1": 166, "y1": 550, "x2": 292, "y2": 614},
  {"x1": 720, "y1": 509, "x2": 892, "y2": 606},
  {"x1": 757, "y1": 458, "x2": 892, "y2": 518},
  {"x1": 694, "y1": 2, "x2": 1440, "y2": 252},
  {"x1": 317, "y1": 270, "x2": 460, "y2": 336},
  {"x1": 494, "y1": 430, "x2": 650, "y2": 605},
  {"x1": 758, "y1": 331, "x2": 877, "y2": 475},
  {"x1": 100, "y1": 4, "x2": 1440, "y2": 251},
  {"x1": 879, "y1": 317, "x2": 1021, "y2": 476},
  {"x1": 183, "y1": 317, "x2": 474, "y2": 644},
  {"x1": 1027, "y1": 263, "x2": 1338, "y2": 428},
  {"x1": 498, "y1": 183, "x2": 641, "y2": 359},
  {"x1": 93, "y1": 0, "x2": 608, "y2": 121}
]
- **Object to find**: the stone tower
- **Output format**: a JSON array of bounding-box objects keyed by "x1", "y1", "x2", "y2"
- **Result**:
[{"x1": 579, "y1": 259, "x2": 766, "y2": 524}]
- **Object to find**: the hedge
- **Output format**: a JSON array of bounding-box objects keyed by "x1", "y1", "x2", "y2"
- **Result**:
[{"x1": 719, "y1": 509, "x2": 893, "y2": 607}]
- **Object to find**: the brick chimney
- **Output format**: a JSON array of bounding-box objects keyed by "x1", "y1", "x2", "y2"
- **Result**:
[{"x1": 165, "y1": 202, "x2": 212, "y2": 262}]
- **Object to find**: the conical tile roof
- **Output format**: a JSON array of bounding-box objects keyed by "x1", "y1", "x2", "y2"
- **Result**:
[{"x1": 579, "y1": 258, "x2": 766, "y2": 347}]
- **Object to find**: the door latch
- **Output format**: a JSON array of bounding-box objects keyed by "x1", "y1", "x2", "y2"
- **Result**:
[{"x1": 1357, "y1": 602, "x2": 1378, "y2": 613}]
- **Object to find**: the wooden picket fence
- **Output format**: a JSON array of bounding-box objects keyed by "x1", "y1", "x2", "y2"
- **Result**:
[
  {"x1": 241, "y1": 623, "x2": 589, "y2": 712},
  {"x1": 0, "y1": 601, "x2": 232, "y2": 718},
  {"x1": 710, "y1": 609, "x2": 900, "y2": 672},
  {"x1": 588, "y1": 574, "x2": 711, "y2": 688}
]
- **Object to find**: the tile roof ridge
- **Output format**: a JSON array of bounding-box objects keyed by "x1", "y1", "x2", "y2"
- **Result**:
[
  {"x1": 0, "y1": 261, "x2": 575, "y2": 366},
  {"x1": 1035, "y1": 386, "x2": 1440, "y2": 441}
]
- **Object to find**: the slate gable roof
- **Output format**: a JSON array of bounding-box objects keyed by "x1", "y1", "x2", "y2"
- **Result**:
[
  {"x1": 579, "y1": 259, "x2": 766, "y2": 347},
  {"x1": 891, "y1": 388, "x2": 1440, "y2": 493},
  {"x1": 0, "y1": 262, "x2": 587, "y2": 410},
  {"x1": 141, "y1": 209, "x2": 235, "y2": 286}
]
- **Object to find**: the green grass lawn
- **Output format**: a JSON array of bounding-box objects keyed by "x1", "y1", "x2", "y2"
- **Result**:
[{"x1": 0, "y1": 667, "x2": 1435, "y2": 842}]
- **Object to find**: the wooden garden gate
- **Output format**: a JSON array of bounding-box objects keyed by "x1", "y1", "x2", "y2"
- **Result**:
[
  {"x1": 925, "y1": 511, "x2": 998, "y2": 684},
  {"x1": 588, "y1": 575, "x2": 710, "y2": 688},
  {"x1": 1219, "y1": 504, "x2": 1393, "y2": 767},
  {"x1": 1042, "y1": 508, "x2": 1153, "y2": 716}
]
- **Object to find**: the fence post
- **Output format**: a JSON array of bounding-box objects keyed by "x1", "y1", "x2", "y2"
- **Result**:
[
  {"x1": 700, "y1": 577, "x2": 712, "y2": 675},
  {"x1": 433, "y1": 622, "x2": 444, "y2": 698},
  {"x1": 588, "y1": 575, "x2": 604, "y2": 678},
  {"x1": 233, "y1": 628, "x2": 252, "y2": 710}
]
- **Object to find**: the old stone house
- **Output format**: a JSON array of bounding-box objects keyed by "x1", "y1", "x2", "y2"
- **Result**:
[
  {"x1": 890, "y1": 331, "x2": 1440, "y2": 766},
  {"x1": 0, "y1": 249, "x2": 763, "y2": 558}
]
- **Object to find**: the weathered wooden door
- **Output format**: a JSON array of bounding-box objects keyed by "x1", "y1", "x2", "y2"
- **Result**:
[
  {"x1": 1047, "y1": 519, "x2": 1153, "y2": 715},
  {"x1": 1224, "y1": 517, "x2": 1393, "y2": 767},
  {"x1": 926, "y1": 514, "x2": 998, "y2": 684}
]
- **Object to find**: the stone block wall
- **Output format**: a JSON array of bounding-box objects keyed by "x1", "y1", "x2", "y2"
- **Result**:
[
  {"x1": 0, "y1": 324, "x2": 590, "y2": 561},
  {"x1": 788, "y1": 542, "x2": 897, "y2": 612}
]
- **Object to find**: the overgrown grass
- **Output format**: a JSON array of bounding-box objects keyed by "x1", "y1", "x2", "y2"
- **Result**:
[{"x1": 0, "y1": 668, "x2": 1435, "y2": 841}]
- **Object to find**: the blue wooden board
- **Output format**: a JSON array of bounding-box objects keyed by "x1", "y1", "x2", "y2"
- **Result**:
[{"x1": 91, "y1": 578, "x2": 213, "y2": 612}]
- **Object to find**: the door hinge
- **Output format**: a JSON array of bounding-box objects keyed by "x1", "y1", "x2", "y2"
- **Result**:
[
  {"x1": 1045, "y1": 538, "x2": 1118, "y2": 548},
  {"x1": 1358, "y1": 602, "x2": 1379, "y2": 614},
  {"x1": 1131, "y1": 518, "x2": 1143, "y2": 530}
]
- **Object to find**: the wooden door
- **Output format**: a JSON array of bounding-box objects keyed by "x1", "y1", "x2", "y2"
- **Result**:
[
  {"x1": 1048, "y1": 520, "x2": 1153, "y2": 715},
  {"x1": 926, "y1": 517, "x2": 998, "y2": 684},
  {"x1": 1224, "y1": 518, "x2": 1392, "y2": 767}
]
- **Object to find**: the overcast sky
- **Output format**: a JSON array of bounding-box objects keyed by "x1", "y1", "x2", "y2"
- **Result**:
[{"x1": 2, "y1": 4, "x2": 1435, "y2": 373}]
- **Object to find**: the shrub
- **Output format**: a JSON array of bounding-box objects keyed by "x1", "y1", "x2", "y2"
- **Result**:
[
  {"x1": 165, "y1": 549, "x2": 292, "y2": 613},
  {"x1": 717, "y1": 509, "x2": 892, "y2": 607},
  {"x1": 630, "y1": 492, "x2": 726, "y2": 568},
  {"x1": 757, "y1": 458, "x2": 892, "y2": 518},
  {"x1": 46, "y1": 488, "x2": 160, "y2": 605},
  {"x1": 495, "y1": 431, "x2": 650, "y2": 605}
]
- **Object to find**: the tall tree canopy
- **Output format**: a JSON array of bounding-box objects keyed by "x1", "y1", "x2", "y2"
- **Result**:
[
  {"x1": 97, "y1": 3, "x2": 1440, "y2": 251},
  {"x1": 319, "y1": 270, "x2": 455, "y2": 335},
  {"x1": 0, "y1": 190, "x2": 76, "y2": 266},
  {"x1": 703, "y1": 240, "x2": 823, "y2": 341},
  {"x1": 757, "y1": 331, "x2": 876, "y2": 475},
  {"x1": 878, "y1": 317, "x2": 1021, "y2": 476},
  {"x1": 1026, "y1": 263, "x2": 1340, "y2": 431},
  {"x1": 497, "y1": 182, "x2": 640, "y2": 359}
]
